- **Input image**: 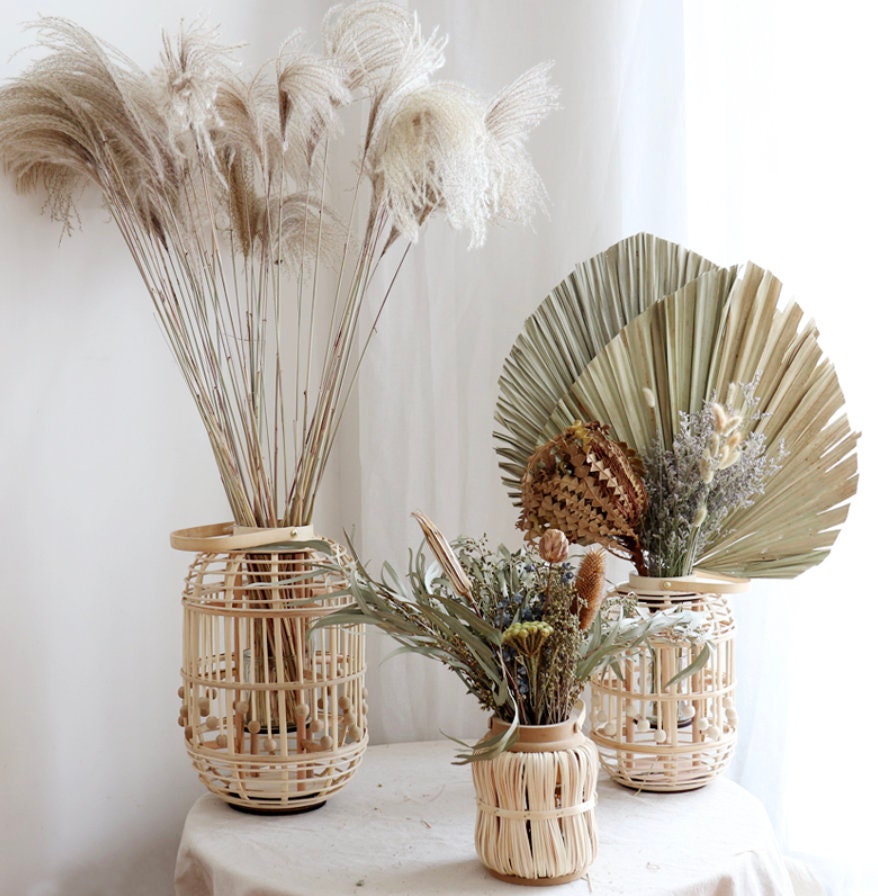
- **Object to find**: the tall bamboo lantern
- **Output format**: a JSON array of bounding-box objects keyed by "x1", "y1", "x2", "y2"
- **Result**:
[{"x1": 173, "y1": 524, "x2": 367, "y2": 813}]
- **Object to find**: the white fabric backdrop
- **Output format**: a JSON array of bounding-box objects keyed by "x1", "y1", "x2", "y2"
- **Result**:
[
  {"x1": 683, "y1": 4, "x2": 878, "y2": 894},
  {"x1": 1, "y1": 2, "x2": 872, "y2": 895}
]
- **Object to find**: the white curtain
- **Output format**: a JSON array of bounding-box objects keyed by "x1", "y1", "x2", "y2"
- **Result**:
[
  {"x1": 682, "y1": 4, "x2": 878, "y2": 894},
  {"x1": 349, "y1": 0, "x2": 689, "y2": 746},
  {"x1": 1, "y1": 1, "x2": 872, "y2": 894}
]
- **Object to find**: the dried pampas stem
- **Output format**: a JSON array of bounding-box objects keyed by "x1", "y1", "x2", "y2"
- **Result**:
[{"x1": 0, "y1": 2, "x2": 558, "y2": 527}]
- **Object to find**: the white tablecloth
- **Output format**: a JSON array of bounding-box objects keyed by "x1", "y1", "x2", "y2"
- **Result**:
[{"x1": 174, "y1": 740, "x2": 804, "y2": 896}]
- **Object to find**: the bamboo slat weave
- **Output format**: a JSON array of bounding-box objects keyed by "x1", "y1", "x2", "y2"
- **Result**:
[
  {"x1": 176, "y1": 529, "x2": 366, "y2": 813},
  {"x1": 589, "y1": 588, "x2": 735, "y2": 792}
]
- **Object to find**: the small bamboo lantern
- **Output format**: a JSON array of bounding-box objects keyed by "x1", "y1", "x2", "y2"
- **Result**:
[
  {"x1": 589, "y1": 575, "x2": 744, "y2": 792},
  {"x1": 472, "y1": 705, "x2": 599, "y2": 885},
  {"x1": 172, "y1": 523, "x2": 366, "y2": 813}
]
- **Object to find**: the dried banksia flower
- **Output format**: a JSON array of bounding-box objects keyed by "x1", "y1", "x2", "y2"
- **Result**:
[
  {"x1": 538, "y1": 529, "x2": 569, "y2": 563},
  {"x1": 574, "y1": 550, "x2": 605, "y2": 631},
  {"x1": 518, "y1": 421, "x2": 648, "y2": 574}
]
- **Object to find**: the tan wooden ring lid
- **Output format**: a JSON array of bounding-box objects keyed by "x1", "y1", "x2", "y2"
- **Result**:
[
  {"x1": 169, "y1": 521, "x2": 317, "y2": 553},
  {"x1": 627, "y1": 569, "x2": 750, "y2": 595}
]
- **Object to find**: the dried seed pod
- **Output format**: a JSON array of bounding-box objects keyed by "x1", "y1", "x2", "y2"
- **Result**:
[
  {"x1": 538, "y1": 528, "x2": 569, "y2": 563},
  {"x1": 573, "y1": 549, "x2": 606, "y2": 631},
  {"x1": 518, "y1": 421, "x2": 648, "y2": 573}
]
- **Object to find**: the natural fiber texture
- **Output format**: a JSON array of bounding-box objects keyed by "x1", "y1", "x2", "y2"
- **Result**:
[
  {"x1": 496, "y1": 235, "x2": 859, "y2": 579},
  {"x1": 472, "y1": 718, "x2": 599, "y2": 884},
  {"x1": 495, "y1": 233, "x2": 719, "y2": 503},
  {"x1": 574, "y1": 550, "x2": 605, "y2": 631},
  {"x1": 590, "y1": 586, "x2": 735, "y2": 792},
  {"x1": 0, "y1": 6, "x2": 558, "y2": 528},
  {"x1": 518, "y1": 421, "x2": 648, "y2": 571},
  {"x1": 179, "y1": 536, "x2": 366, "y2": 811}
]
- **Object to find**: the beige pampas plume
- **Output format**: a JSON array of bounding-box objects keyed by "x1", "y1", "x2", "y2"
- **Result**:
[
  {"x1": 0, "y1": 4, "x2": 557, "y2": 528},
  {"x1": 276, "y1": 32, "x2": 350, "y2": 171},
  {"x1": 574, "y1": 550, "x2": 606, "y2": 631},
  {"x1": 484, "y1": 61, "x2": 560, "y2": 225},
  {"x1": 322, "y1": 1, "x2": 445, "y2": 94}
]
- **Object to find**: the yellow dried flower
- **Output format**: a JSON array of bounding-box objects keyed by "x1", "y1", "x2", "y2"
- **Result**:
[{"x1": 501, "y1": 620, "x2": 553, "y2": 657}]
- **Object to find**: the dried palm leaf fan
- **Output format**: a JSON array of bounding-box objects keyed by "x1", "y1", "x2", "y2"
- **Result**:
[
  {"x1": 497, "y1": 237, "x2": 858, "y2": 579},
  {"x1": 495, "y1": 233, "x2": 721, "y2": 505},
  {"x1": 542, "y1": 260, "x2": 859, "y2": 578}
]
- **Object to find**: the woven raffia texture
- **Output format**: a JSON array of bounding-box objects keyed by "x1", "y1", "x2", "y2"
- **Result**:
[{"x1": 472, "y1": 739, "x2": 599, "y2": 883}]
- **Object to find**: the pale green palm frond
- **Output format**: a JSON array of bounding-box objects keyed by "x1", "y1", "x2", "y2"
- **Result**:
[
  {"x1": 542, "y1": 265, "x2": 740, "y2": 452},
  {"x1": 534, "y1": 260, "x2": 858, "y2": 578},
  {"x1": 494, "y1": 233, "x2": 719, "y2": 502}
]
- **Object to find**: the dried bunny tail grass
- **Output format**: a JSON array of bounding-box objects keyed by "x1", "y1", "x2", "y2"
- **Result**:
[
  {"x1": 276, "y1": 32, "x2": 350, "y2": 170},
  {"x1": 574, "y1": 550, "x2": 606, "y2": 632},
  {"x1": 370, "y1": 82, "x2": 491, "y2": 246},
  {"x1": 0, "y1": 17, "x2": 179, "y2": 234},
  {"x1": 322, "y1": 0, "x2": 445, "y2": 93}
]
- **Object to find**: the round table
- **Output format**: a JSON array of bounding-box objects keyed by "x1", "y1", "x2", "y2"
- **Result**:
[{"x1": 175, "y1": 740, "x2": 800, "y2": 896}]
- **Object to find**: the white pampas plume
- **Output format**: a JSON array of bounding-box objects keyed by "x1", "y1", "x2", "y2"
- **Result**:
[
  {"x1": 370, "y1": 82, "x2": 491, "y2": 246},
  {"x1": 276, "y1": 32, "x2": 350, "y2": 171},
  {"x1": 323, "y1": 1, "x2": 445, "y2": 93},
  {"x1": 484, "y1": 62, "x2": 559, "y2": 225},
  {"x1": 486, "y1": 61, "x2": 560, "y2": 146},
  {"x1": 212, "y1": 74, "x2": 283, "y2": 175},
  {"x1": 156, "y1": 20, "x2": 238, "y2": 155}
]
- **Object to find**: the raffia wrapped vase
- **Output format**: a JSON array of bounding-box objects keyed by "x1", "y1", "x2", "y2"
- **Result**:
[
  {"x1": 471, "y1": 704, "x2": 599, "y2": 885},
  {"x1": 171, "y1": 523, "x2": 367, "y2": 814},
  {"x1": 589, "y1": 574, "x2": 746, "y2": 792}
]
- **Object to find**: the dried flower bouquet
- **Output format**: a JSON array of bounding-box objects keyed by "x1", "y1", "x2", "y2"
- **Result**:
[
  {"x1": 0, "y1": 2, "x2": 558, "y2": 527},
  {"x1": 320, "y1": 514, "x2": 709, "y2": 759},
  {"x1": 497, "y1": 234, "x2": 858, "y2": 580}
]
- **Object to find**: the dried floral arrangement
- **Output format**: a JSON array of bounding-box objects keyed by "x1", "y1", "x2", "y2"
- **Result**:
[
  {"x1": 319, "y1": 513, "x2": 709, "y2": 759},
  {"x1": 497, "y1": 234, "x2": 859, "y2": 580},
  {"x1": 0, "y1": 2, "x2": 558, "y2": 527}
]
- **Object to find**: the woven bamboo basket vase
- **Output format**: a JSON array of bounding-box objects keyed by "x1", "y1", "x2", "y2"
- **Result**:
[
  {"x1": 589, "y1": 574, "x2": 746, "y2": 792},
  {"x1": 171, "y1": 522, "x2": 367, "y2": 813},
  {"x1": 471, "y1": 703, "x2": 599, "y2": 886}
]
